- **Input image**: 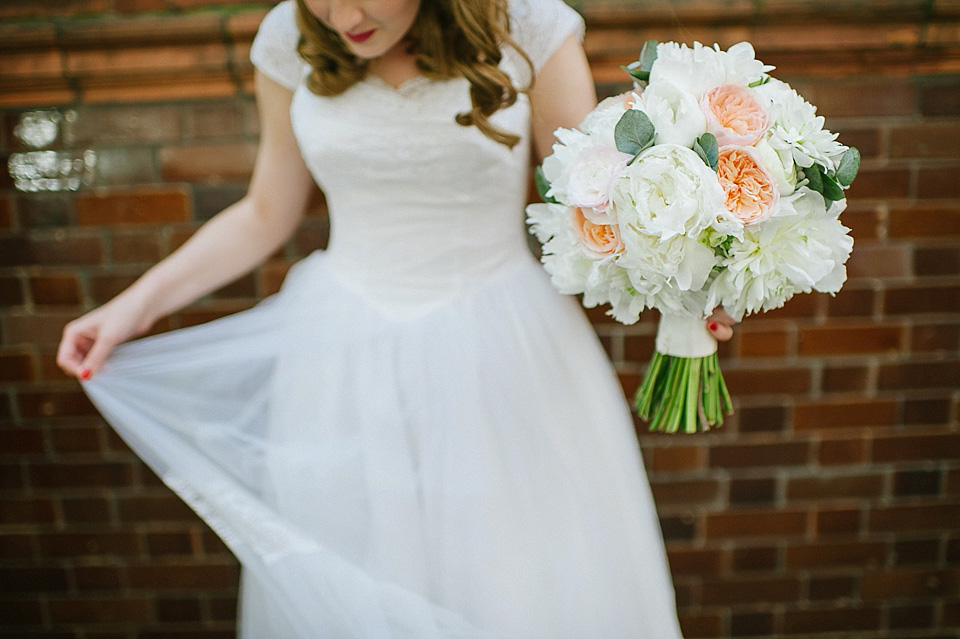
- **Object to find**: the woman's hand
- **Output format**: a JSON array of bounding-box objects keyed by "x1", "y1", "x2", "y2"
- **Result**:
[
  {"x1": 707, "y1": 307, "x2": 737, "y2": 342},
  {"x1": 57, "y1": 292, "x2": 153, "y2": 380}
]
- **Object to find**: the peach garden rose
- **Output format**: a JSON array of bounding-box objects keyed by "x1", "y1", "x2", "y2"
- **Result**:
[
  {"x1": 572, "y1": 207, "x2": 624, "y2": 257},
  {"x1": 701, "y1": 84, "x2": 769, "y2": 147},
  {"x1": 717, "y1": 145, "x2": 779, "y2": 225}
]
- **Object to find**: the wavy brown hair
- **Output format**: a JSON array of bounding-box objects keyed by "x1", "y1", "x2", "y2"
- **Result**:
[{"x1": 294, "y1": 0, "x2": 533, "y2": 148}]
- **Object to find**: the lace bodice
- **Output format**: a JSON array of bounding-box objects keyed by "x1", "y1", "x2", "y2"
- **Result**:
[{"x1": 250, "y1": 0, "x2": 584, "y2": 313}]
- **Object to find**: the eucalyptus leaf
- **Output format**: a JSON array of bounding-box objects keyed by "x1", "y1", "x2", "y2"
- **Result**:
[
  {"x1": 802, "y1": 165, "x2": 824, "y2": 194},
  {"x1": 534, "y1": 166, "x2": 558, "y2": 204},
  {"x1": 615, "y1": 109, "x2": 656, "y2": 157},
  {"x1": 821, "y1": 173, "x2": 844, "y2": 202},
  {"x1": 622, "y1": 40, "x2": 659, "y2": 84},
  {"x1": 835, "y1": 147, "x2": 861, "y2": 186},
  {"x1": 693, "y1": 132, "x2": 719, "y2": 171}
]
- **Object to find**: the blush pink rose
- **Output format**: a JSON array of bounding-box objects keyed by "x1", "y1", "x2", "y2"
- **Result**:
[
  {"x1": 701, "y1": 84, "x2": 769, "y2": 147},
  {"x1": 717, "y1": 146, "x2": 779, "y2": 225},
  {"x1": 573, "y1": 207, "x2": 625, "y2": 257}
]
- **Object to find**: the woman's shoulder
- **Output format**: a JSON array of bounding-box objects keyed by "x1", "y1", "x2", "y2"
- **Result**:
[
  {"x1": 250, "y1": 0, "x2": 307, "y2": 91},
  {"x1": 507, "y1": 0, "x2": 585, "y2": 72}
]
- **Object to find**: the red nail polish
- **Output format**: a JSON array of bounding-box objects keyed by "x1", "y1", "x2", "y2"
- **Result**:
[
  {"x1": 709, "y1": 322, "x2": 718, "y2": 332},
  {"x1": 79, "y1": 369, "x2": 92, "y2": 381}
]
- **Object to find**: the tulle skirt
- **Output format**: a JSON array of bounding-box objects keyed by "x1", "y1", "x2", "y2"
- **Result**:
[{"x1": 83, "y1": 251, "x2": 683, "y2": 638}]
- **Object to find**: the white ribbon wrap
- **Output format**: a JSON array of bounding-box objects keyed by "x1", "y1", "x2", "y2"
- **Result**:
[{"x1": 655, "y1": 313, "x2": 718, "y2": 358}]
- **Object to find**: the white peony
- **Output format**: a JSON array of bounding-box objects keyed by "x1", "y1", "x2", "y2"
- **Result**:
[
  {"x1": 579, "y1": 95, "x2": 632, "y2": 148},
  {"x1": 636, "y1": 80, "x2": 707, "y2": 148},
  {"x1": 707, "y1": 189, "x2": 854, "y2": 320},
  {"x1": 563, "y1": 146, "x2": 630, "y2": 223},
  {"x1": 753, "y1": 78, "x2": 847, "y2": 171},
  {"x1": 610, "y1": 144, "x2": 728, "y2": 241},
  {"x1": 753, "y1": 136, "x2": 798, "y2": 194},
  {"x1": 650, "y1": 41, "x2": 773, "y2": 99}
]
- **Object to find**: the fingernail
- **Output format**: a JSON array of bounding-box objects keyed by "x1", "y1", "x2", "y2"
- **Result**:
[
  {"x1": 708, "y1": 322, "x2": 719, "y2": 332},
  {"x1": 79, "y1": 369, "x2": 92, "y2": 381}
]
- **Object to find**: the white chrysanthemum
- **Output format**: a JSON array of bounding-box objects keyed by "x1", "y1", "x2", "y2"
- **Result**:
[
  {"x1": 650, "y1": 41, "x2": 773, "y2": 99},
  {"x1": 753, "y1": 78, "x2": 846, "y2": 171},
  {"x1": 636, "y1": 79, "x2": 707, "y2": 148},
  {"x1": 707, "y1": 189, "x2": 853, "y2": 320}
]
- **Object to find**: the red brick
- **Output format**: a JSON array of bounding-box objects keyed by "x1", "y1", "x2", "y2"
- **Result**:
[
  {"x1": 731, "y1": 545, "x2": 778, "y2": 571},
  {"x1": 30, "y1": 235, "x2": 104, "y2": 265},
  {"x1": 157, "y1": 597, "x2": 203, "y2": 622},
  {"x1": 884, "y1": 285, "x2": 960, "y2": 315},
  {"x1": 919, "y1": 167, "x2": 960, "y2": 198},
  {"x1": 0, "y1": 429, "x2": 44, "y2": 455},
  {"x1": 81, "y1": 69, "x2": 240, "y2": 103},
  {"x1": 0, "y1": 566, "x2": 69, "y2": 593},
  {"x1": 890, "y1": 123, "x2": 960, "y2": 157},
  {"x1": 724, "y1": 367, "x2": 812, "y2": 396},
  {"x1": 76, "y1": 187, "x2": 190, "y2": 226},
  {"x1": 920, "y1": 81, "x2": 960, "y2": 116},
  {"x1": 893, "y1": 538, "x2": 941, "y2": 565},
  {"x1": 818, "y1": 437, "x2": 868, "y2": 465},
  {"x1": 809, "y1": 575, "x2": 857, "y2": 600},
  {"x1": 90, "y1": 273, "x2": 143, "y2": 303},
  {"x1": 160, "y1": 143, "x2": 257, "y2": 182},
  {"x1": 0, "y1": 497, "x2": 57, "y2": 525},
  {"x1": 94, "y1": 147, "x2": 157, "y2": 186},
  {"x1": 737, "y1": 329, "x2": 790, "y2": 358},
  {"x1": 49, "y1": 426, "x2": 103, "y2": 454},
  {"x1": 666, "y1": 548, "x2": 724, "y2": 575},
  {"x1": 145, "y1": 531, "x2": 195, "y2": 557},
  {"x1": 889, "y1": 603, "x2": 935, "y2": 629},
  {"x1": 29, "y1": 274, "x2": 82, "y2": 305},
  {"x1": 870, "y1": 503, "x2": 960, "y2": 532},
  {"x1": 826, "y1": 288, "x2": 876, "y2": 318},
  {"x1": 793, "y1": 400, "x2": 898, "y2": 430},
  {"x1": 737, "y1": 405, "x2": 788, "y2": 433},
  {"x1": 0, "y1": 352, "x2": 36, "y2": 382},
  {"x1": 846, "y1": 243, "x2": 911, "y2": 279},
  {"x1": 66, "y1": 104, "x2": 180, "y2": 146},
  {"x1": 650, "y1": 479, "x2": 720, "y2": 506},
  {"x1": 785, "y1": 541, "x2": 887, "y2": 569},
  {"x1": 786, "y1": 473, "x2": 884, "y2": 501},
  {"x1": 795, "y1": 80, "x2": 916, "y2": 117},
  {"x1": 647, "y1": 445, "x2": 705, "y2": 472},
  {"x1": 821, "y1": 365, "x2": 870, "y2": 393},
  {"x1": 872, "y1": 433, "x2": 960, "y2": 462},
  {"x1": 878, "y1": 361, "x2": 960, "y2": 390},
  {"x1": 30, "y1": 461, "x2": 135, "y2": 489},
  {"x1": 17, "y1": 390, "x2": 95, "y2": 417},
  {"x1": 833, "y1": 126, "x2": 882, "y2": 159},
  {"x1": 846, "y1": 168, "x2": 911, "y2": 199},
  {"x1": 894, "y1": 469, "x2": 942, "y2": 496},
  {"x1": 112, "y1": 232, "x2": 164, "y2": 263},
  {"x1": 709, "y1": 441, "x2": 810, "y2": 468},
  {"x1": 0, "y1": 276, "x2": 24, "y2": 306},
  {"x1": 861, "y1": 569, "x2": 960, "y2": 600},
  {"x1": 126, "y1": 562, "x2": 238, "y2": 589},
  {"x1": 912, "y1": 323, "x2": 960, "y2": 351},
  {"x1": 888, "y1": 207, "x2": 960, "y2": 238},
  {"x1": 914, "y1": 247, "x2": 960, "y2": 277},
  {"x1": 182, "y1": 101, "x2": 244, "y2": 140},
  {"x1": 677, "y1": 612, "x2": 723, "y2": 639},
  {"x1": 842, "y1": 206, "x2": 882, "y2": 241},
  {"x1": 782, "y1": 606, "x2": 882, "y2": 634},
  {"x1": 701, "y1": 576, "x2": 802, "y2": 606},
  {"x1": 49, "y1": 597, "x2": 153, "y2": 623},
  {"x1": 74, "y1": 566, "x2": 124, "y2": 591},
  {"x1": 798, "y1": 324, "x2": 903, "y2": 355},
  {"x1": 0, "y1": 599, "x2": 43, "y2": 624},
  {"x1": 760, "y1": 293, "x2": 819, "y2": 319},
  {"x1": 815, "y1": 508, "x2": 862, "y2": 536},
  {"x1": 37, "y1": 532, "x2": 140, "y2": 557},
  {"x1": 904, "y1": 398, "x2": 952, "y2": 424},
  {"x1": 117, "y1": 494, "x2": 198, "y2": 522},
  {"x1": 705, "y1": 509, "x2": 807, "y2": 539},
  {"x1": 61, "y1": 497, "x2": 111, "y2": 524},
  {"x1": 729, "y1": 477, "x2": 777, "y2": 505}
]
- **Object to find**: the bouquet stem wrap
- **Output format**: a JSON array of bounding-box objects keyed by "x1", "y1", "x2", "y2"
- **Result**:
[{"x1": 634, "y1": 314, "x2": 732, "y2": 433}]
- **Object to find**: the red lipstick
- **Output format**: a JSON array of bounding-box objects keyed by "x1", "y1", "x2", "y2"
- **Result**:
[{"x1": 345, "y1": 29, "x2": 375, "y2": 43}]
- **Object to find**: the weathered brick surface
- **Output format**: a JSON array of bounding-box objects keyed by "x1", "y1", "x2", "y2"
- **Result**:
[{"x1": 1, "y1": 1, "x2": 958, "y2": 638}]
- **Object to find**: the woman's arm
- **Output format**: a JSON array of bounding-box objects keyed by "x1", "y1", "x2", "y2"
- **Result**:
[{"x1": 57, "y1": 72, "x2": 315, "y2": 378}]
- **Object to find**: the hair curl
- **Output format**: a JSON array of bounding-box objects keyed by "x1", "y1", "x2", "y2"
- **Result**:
[{"x1": 294, "y1": 0, "x2": 533, "y2": 148}]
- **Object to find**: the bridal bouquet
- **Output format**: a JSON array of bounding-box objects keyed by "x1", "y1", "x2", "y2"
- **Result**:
[{"x1": 527, "y1": 41, "x2": 859, "y2": 433}]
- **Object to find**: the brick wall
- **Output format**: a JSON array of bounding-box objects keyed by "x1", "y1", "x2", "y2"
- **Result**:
[{"x1": 1, "y1": 0, "x2": 958, "y2": 637}]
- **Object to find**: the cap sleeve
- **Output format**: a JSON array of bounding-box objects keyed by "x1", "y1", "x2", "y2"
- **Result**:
[
  {"x1": 250, "y1": 0, "x2": 308, "y2": 91},
  {"x1": 509, "y1": 0, "x2": 585, "y2": 73}
]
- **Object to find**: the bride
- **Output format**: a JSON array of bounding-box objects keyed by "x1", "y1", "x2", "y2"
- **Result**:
[{"x1": 58, "y1": 0, "x2": 734, "y2": 634}]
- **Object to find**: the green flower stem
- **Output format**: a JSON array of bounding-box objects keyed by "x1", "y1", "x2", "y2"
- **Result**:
[{"x1": 634, "y1": 351, "x2": 733, "y2": 433}]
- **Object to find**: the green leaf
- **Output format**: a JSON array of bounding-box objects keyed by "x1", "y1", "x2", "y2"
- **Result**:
[
  {"x1": 747, "y1": 76, "x2": 771, "y2": 88},
  {"x1": 835, "y1": 146, "x2": 861, "y2": 186},
  {"x1": 615, "y1": 109, "x2": 656, "y2": 157},
  {"x1": 802, "y1": 165, "x2": 823, "y2": 194},
  {"x1": 693, "y1": 132, "x2": 719, "y2": 171},
  {"x1": 622, "y1": 39, "x2": 658, "y2": 84},
  {"x1": 534, "y1": 166, "x2": 558, "y2": 204},
  {"x1": 821, "y1": 173, "x2": 844, "y2": 203}
]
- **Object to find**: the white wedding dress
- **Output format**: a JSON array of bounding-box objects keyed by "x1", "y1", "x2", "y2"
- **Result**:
[{"x1": 82, "y1": 0, "x2": 684, "y2": 636}]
